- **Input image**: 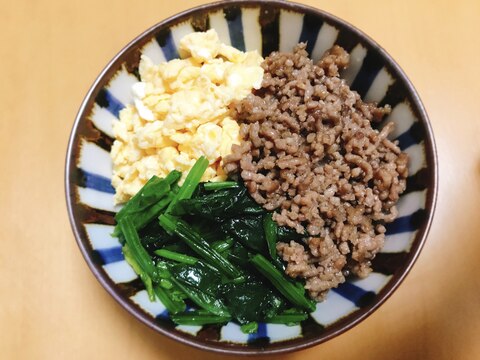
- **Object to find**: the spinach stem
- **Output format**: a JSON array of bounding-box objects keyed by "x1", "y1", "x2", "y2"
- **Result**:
[
  {"x1": 169, "y1": 277, "x2": 230, "y2": 317},
  {"x1": 118, "y1": 217, "x2": 158, "y2": 300},
  {"x1": 122, "y1": 244, "x2": 154, "y2": 300},
  {"x1": 266, "y1": 312, "x2": 308, "y2": 324},
  {"x1": 203, "y1": 181, "x2": 239, "y2": 191},
  {"x1": 154, "y1": 249, "x2": 198, "y2": 265},
  {"x1": 263, "y1": 213, "x2": 278, "y2": 260},
  {"x1": 250, "y1": 254, "x2": 316, "y2": 312},
  {"x1": 170, "y1": 312, "x2": 231, "y2": 326},
  {"x1": 240, "y1": 322, "x2": 259, "y2": 334},
  {"x1": 165, "y1": 156, "x2": 209, "y2": 214},
  {"x1": 159, "y1": 214, "x2": 242, "y2": 279},
  {"x1": 153, "y1": 285, "x2": 186, "y2": 314},
  {"x1": 115, "y1": 171, "x2": 180, "y2": 221},
  {"x1": 211, "y1": 238, "x2": 234, "y2": 253},
  {"x1": 118, "y1": 217, "x2": 157, "y2": 280}
]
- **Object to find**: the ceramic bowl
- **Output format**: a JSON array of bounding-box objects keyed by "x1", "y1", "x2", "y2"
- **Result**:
[{"x1": 65, "y1": 0, "x2": 437, "y2": 355}]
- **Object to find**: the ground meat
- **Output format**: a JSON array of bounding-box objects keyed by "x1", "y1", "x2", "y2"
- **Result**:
[{"x1": 224, "y1": 44, "x2": 408, "y2": 300}]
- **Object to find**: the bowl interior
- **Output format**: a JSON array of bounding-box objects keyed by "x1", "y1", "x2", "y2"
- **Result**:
[{"x1": 65, "y1": 0, "x2": 436, "y2": 355}]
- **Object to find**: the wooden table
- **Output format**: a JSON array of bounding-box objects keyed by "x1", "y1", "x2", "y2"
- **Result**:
[{"x1": 2, "y1": 0, "x2": 479, "y2": 359}]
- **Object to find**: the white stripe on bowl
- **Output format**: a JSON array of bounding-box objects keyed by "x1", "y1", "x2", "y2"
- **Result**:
[
  {"x1": 89, "y1": 104, "x2": 117, "y2": 138},
  {"x1": 220, "y1": 322, "x2": 249, "y2": 343},
  {"x1": 78, "y1": 140, "x2": 112, "y2": 179},
  {"x1": 404, "y1": 142, "x2": 426, "y2": 175},
  {"x1": 141, "y1": 39, "x2": 167, "y2": 64},
  {"x1": 107, "y1": 67, "x2": 138, "y2": 106},
  {"x1": 382, "y1": 231, "x2": 416, "y2": 253},
  {"x1": 103, "y1": 260, "x2": 138, "y2": 283},
  {"x1": 175, "y1": 325, "x2": 203, "y2": 336},
  {"x1": 350, "y1": 272, "x2": 391, "y2": 292},
  {"x1": 266, "y1": 324, "x2": 302, "y2": 343},
  {"x1": 310, "y1": 291, "x2": 357, "y2": 326},
  {"x1": 241, "y1": 8, "x2": 262, "y2": 52},
  {"x1": 340, "y1": 44, "x2": 367, "y2": 85},
  {"x1": 84, "y1": 224, "x2": 119, "y2": 250},
  {"x1": 170, "y1": 22, "x2": 196, "y2": 49},
  {"x1": 279, "y1": 10, "x2": 304, "y2": 52},
  {"x1": 364, "y1": 67, "x2": 395, "y2": 103},
  {"x1": 131, "y1": 290, "x2": 166, "y2": 317},
  {"x1": 209, "y1": 11, "x2": 232, "y2": 46},
  {"x1": 77, "y1": 187, "x2": 117, "y2": 213},
  {"x1": 387, "y1": 102, "x2": 416, "y2": 139},
  {"x1": 397, "y1": 190, "x2": 427, "y2": 218},
  {"x1": 311, "y1": 23, "x2": 339, "y2": 62}
]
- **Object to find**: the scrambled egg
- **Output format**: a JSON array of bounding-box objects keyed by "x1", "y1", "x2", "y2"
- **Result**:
[{"x1": 111, "y1": 29, "x2": 264, "y2": 203}]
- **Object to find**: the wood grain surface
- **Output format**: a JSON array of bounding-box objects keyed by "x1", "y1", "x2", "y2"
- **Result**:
[{"x1": 1, "y1": 0, "x2": 479, "y2": 359}]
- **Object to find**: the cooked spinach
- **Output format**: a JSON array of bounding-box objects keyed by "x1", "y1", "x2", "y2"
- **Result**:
[
  {"x1": 220, "y1": 280, "x2": 284, "y2": 324},
  {"x1": 169, "y1": 262, "x2": 222, "y2": 297},
  {"x1": 277, "y1": 225, "x2": 307, "y2": 242},
  {"x1": 228, "y1": 243, "x2": 252, "y2": 268},
  {"x1": 178, "y1": 186, "x2": 264, "y2": 220},
  {"x1": 222, "y1": 215, "x2": 267, "y2": 254},
  {"x1": 138, "y1": 220, "x2": 176, "y2": 253},
  {"x1": 116, "y1": 158, "x2": 312, "y2": 333},
  {"x1": 171, "y1": 312, "x2": 232, "y2": 326}
]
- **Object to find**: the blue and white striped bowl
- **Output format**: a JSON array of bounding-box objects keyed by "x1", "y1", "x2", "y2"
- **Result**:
[{"x1": 65, "y1": 0, "x2": 437, "y2": 354}]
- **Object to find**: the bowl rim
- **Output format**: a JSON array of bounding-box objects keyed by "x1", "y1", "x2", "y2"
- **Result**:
[{"x1": 65, "y1": 0, "x2": 438, "y2": 355}]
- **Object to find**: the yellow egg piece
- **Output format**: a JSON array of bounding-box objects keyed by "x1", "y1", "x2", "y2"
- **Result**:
[{"x1": 111, "y1": 29, "x2": 264, "y2": 204}]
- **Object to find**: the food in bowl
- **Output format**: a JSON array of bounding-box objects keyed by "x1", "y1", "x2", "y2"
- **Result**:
[
  {"x1": 114, "y1": 157, "x2": 315, "y2": 330},
  {"x1": 110, "y1": 29, "x2": 409, "y2": 329},
  {"x1": 111, "y1": 29, "x2": 264, "y2": 203},
  {"x1": 66, "y1": 1, "x2": 437, "y2": 353},
  {"x1": 224, "y1": 43, "x2": 408, "y2": 300}
]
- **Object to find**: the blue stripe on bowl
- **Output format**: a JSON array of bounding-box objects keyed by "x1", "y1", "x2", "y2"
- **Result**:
[
  {"x1": 224, "y1": 7, "x2": 245, "y2": 51},
  {"x1": 350, "y1": 51, "x2": 384, "y2": 98},
  {"x1": 94, "y1": 246, "x2": 124, "y2": 264},
  {"x1": 298, "y1": 13, "x2": 324, "y2": 55},
  {"x1": 333, "y1": 29, "x2": 358, "y2": 52},
  {"x1": 395, "y1": 121, "x2": 426, "y2": 151},
  {"x1": 378, "y1": 80, "x2": 405, "y2": 108},
  {"x1": 81, "y1": 170, "x2": 115, "y2": 194},
  {"x1": 77, "y1": 186, "x2": 117, "y2": 213},
  {"x1": 247, "y1": 322, "x2": 268, "y2": 342},
  {"x1": 95, "y1": 88, "x2": 125, "y2": 118},
  {"x1": 385, "y1": 209, "x2": 427, "y2": 235},
  {"x1": 404, "y1": 168, "x2": 428, "y2": 194},
  {"x1": 332, "y1": 282, "x2": 376, "y2": 307},
  {"x1": 260, "y1": 7, "x2": 280, "y2": 57},
  {"x1": 156, "y1": 309, "x2": 170, "y2": 320},
  {"x1": 396, "y1": 128, "x2": 418, "y2": 150},
  {"x1": 155, "y1": 28, "x2": 180, "y2": 61}
]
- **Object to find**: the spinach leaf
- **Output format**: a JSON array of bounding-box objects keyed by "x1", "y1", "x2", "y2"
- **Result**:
[
  {"x1": 168, "y1": 261, "x2": 230, "y2": 317},
  {"x1": 222, "y1": 215, "x2": 267, "y2": 254},
  {"x1": 220, "y1": 280, "x2": 284, "y2": 324},
  {"x1": 277, "y1": 225, "x2": 307, "y2": 242},
  {"x1": 178, "y1": 187, "x2": 264, "y2": 220},
  {"x1": 138, "y1": 220, "x2": 177, "y2": 253},
  {"x1": 160, "y1": 214, "x2": 242, "y2": 279},
  {"x1": 169, "y1": 261, "x2": 222, "y2": 297},
  {"x1": 228, "y1": 243, "x2": 251, "y2": 268},
  {"x1": 188, "y1": 216, "x2": 228, "y2": 244}
]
